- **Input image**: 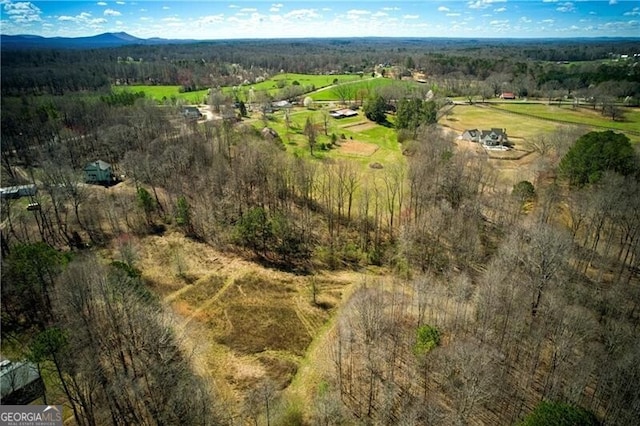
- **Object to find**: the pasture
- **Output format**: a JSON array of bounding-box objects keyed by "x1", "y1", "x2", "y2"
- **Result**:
[
  {"x1": 254, "y1": 106, "x2": 403, "y2": 170},
  {"x1": 490, "y1": 102, "x2": 640, "y2": 135},
  {"x1": 309, "y1": 78, "x2": 420, "y2": 102},
  {"x1": 441, "y1": 104, "x2": 560, "y2": 146},
  {"x1": 247, "y1": 73, "x2": 360, "y2": 93},
  {"x1": 112, "y1": 85, "x2": 209, "y2": 104}
]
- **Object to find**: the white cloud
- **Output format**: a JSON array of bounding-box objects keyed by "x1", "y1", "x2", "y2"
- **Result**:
[
  {"x1": 104, "y1": 8, "x2": 121, "y2": 16},
  {"x1": 284, "y1": 9, "x2": 319, "y2": 20},
  {"x1": 382, "y1": 7, "x2": 400, "y2": 11},
  {"x1": 372, "y1": 11, "x2": 388, "y2": 17},
  {"x1": 468, "y1": 0, "x2": 506, "y2": 10},
  {"x1": 609, "y1": 0, "x2": 617, "y2": 4},
  {"x1": 556, "y1": 2, "x2": 575, "y2": 13},
  {"x1": 447, "y1": 13, "x2": 461, "y2": 17},
  {"x1": 58, "y1": 12, "x2": 106, "y2": 26},
  {"x1": 624, "y1": 7, "x2": 639, "y2": 16},
  {"x1": 116, "y1": 1, "x2": 125, "y2": 4},
  {"x1": 438, "y1": 6, "x2": 450, "y2": 12},
  {"x1": 228, "y1": 4, "x2": 238, "y2": 8},
  {"x1": 541, "y1": 19, "x2": 555, "y2": 24},
  {"x1": 404, "y1": 14, "x2": 419, "y2": 19},
  {"x1": 162, "y1": 6, "x2": 170, "y2": 10},
  {"x1": 2, "y1": 1, "x2": 42, "y2": 23},
  {"x1": 240, "y1": 8, "x2": 257, "y2": 12},
  {"x1": 520, "y1": 16, "x2": 532, "y2": 23},
  {"x1": 494, "y1": 7, "x2": 506, "y2": 12},
  {"x1": 269, "y1": 7, "x2": 279, "y2": 12},
  {"x1": 490, "y1": 19, "x2": 508, "y2": 25},
  {"x1": 96, "y1": 1, "x2": 107, "y2": 5},
  {"x1": 162, "y1": 17, "x2": 181, "y2": 22},
  {"x1": 347, "y1": 9, "x2": 371, "y2": 16}
]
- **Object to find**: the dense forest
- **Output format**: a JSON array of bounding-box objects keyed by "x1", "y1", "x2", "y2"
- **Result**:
[{"x1": 1, "y1": 37, "x2": 640, "y2": 425}]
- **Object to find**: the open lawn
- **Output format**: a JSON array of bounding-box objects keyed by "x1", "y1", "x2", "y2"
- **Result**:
[
  {"x1": 253, "y1": 106, "x2": 403, "y2": 170},
  {"x1": 246, "y1": 73, "x2": 360, "y2": 93},
  {"x1": 490, "y1": 103, "x2": 640, "y2": 135},
  {"x1": 309, "y1": 77, "x2": 419, "y2": 102},
  {"x1": 112, "y1": 85, "x2": 209, "y2": 104},
  {"x1": 442, "y1": 104, "x2": 564, "y2": 142}
]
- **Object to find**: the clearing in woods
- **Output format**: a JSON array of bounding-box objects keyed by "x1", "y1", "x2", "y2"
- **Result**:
[{"x1": 107, "y1": 231, "x2": 364, "y2": 406}]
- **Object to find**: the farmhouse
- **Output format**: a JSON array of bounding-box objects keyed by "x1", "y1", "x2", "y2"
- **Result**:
[
  {"x1": 182, "y1": 106, "x2": 202, "y2": 120},
  {"x1": 0, "y1": 359, "x2": 45, "y2": 404},
  {"x1": 500, "y1": 92, "x2": 516, "y2": 100},
  {"x1": 329, "y1": 108, "x2": 358, "y2": 119},
  {"x1": 462, "y1": 128, "x2": 508, "y2": 146},
  {"x1": 84, "y1": 160, "x2": 114, "y2": 185},
  {"x1": 0, "y1": 184, "x2": 36, "y2": 200},
  {"x1": 480, "y1": 128, "x2": 508, "y2": 146}
]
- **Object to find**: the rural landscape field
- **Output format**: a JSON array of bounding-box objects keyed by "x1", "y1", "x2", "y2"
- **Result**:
[{"x1": 2, "y1": 1, "x2": 640, "y2": 425}]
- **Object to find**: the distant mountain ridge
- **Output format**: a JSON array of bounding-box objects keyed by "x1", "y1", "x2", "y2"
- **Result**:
[
  {"x1": 2, "y1": 32, "x2": 639, "y2": 51},
  {"x1": 1, "y1": 32, "x2": 197, "y2": 49}
]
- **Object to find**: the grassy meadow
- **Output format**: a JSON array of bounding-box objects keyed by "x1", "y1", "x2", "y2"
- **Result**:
[
  {"x1": 490, "y1": 103, "x2": 640, "y2": 134},
  {"x1": 112, "y1": 84, "x2": 209, "y2": 103},
  {"x1": 441, "y1": 104, "x2": 560, "y2": 141},
  {"x1": 253, "y1": 106, "x2": 403, "y2": 170}
]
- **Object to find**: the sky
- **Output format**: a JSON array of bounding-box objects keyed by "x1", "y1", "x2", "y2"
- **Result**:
[{"x1": 1, "y1": 0, "x2": 639, "y2": 39}]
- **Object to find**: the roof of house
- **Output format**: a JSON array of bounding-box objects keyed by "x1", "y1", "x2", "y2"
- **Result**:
[
  {"x1": 84, "y1": 160, "x2": 111, "y2": 171},
  {"x1": 481, "y1": 128, "x2": 507, "y2": 140},
  {"x1": 272, "y1": 100, "x2": 292, "y2": 108},
  {"x1": 1, "y1": 360, "x2": 41, "y2": 399},
  {"x1": 464, "y1": 129, "x2": 480, "y2": 136},
  {"x1": 500, "y1": 92, "x2": 515, "y2": 98},
  {"x1": 330, "y1": 108, "x2": 358, "y2": 118}
]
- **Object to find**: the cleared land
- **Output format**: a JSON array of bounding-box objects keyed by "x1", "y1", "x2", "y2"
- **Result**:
[
  {"x1": 309, "y1": 77, "x2": 419, "y2": 102},
  {"x1": 337, "y1": 139, "x2": 380, "y2": 156},
  {"x1": 490, "y1": 102, "x2": 640, "y2": 135},
  {"x1": 109, "y1": 231, "x2": 354, "y2": 401},
  {"x1": 252, "y1": 107, "x2": 403, "y2": 169},
  {"x1": 112, "y1": 84, "x2": 208, "y2": 103}
]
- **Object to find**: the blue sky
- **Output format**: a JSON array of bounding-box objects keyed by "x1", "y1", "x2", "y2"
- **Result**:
[{"x1": 1, "y1": 1, "x2": 639, "y2": 39}]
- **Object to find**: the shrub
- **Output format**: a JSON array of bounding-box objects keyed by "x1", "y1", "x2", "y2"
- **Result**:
[
  {"x1": 519, "y1": 401, "x2": 600, "y2": 426},
  {"x1": 512, "y1": 180, "x2": 536, "y2": 202},
  {"x1": 414, "y1": 324, "x2": 440, "y2": 356}
]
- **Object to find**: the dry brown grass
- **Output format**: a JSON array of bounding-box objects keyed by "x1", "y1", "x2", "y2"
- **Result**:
[
  {"x1": 338, "y1": 139, "x2": 380, "y2": 156},
  {"x1": 110, "y1": 230, "x2": 358, "y2": 407}
]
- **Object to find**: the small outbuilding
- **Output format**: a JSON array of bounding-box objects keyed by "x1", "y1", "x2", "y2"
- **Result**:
[
  {"x1": 84, "y1": 160, "x2": 114, "y2": 184},
  {"x1": 0, "y1": 359, "x2": 45, "y2": 404},
  {"x1": 329, "y1": 108, "x2": 358, "y2": 119},
  {"x1": 0, "y1": 184, "x2": 37, "y2": 200},
  {"x1": 182, "y1": 106, "x2": 203, "y2": 120}
]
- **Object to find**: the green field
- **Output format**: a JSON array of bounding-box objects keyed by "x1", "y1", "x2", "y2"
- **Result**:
[
  {"x1": 442, "y1": 105, "x2": 559, "y2": 141},
  {"x1": 246, "y1": 73, "x2": 360, "y2": 92},
  {"x1": 252, "y1": 106, "x2": 403, "y2": 169},
  {"x1": 111, "y1": 73, "x2": 361, "y2": 104},
  {"x1": 309, "y1": 78, "x2": 420, "y2": 102},
  {"x1": 490, "y1": 103, "x2": 640, "y2": 134},
  {"x1": 112, "y1": 85, "x2": 209, "y2": 104}
]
